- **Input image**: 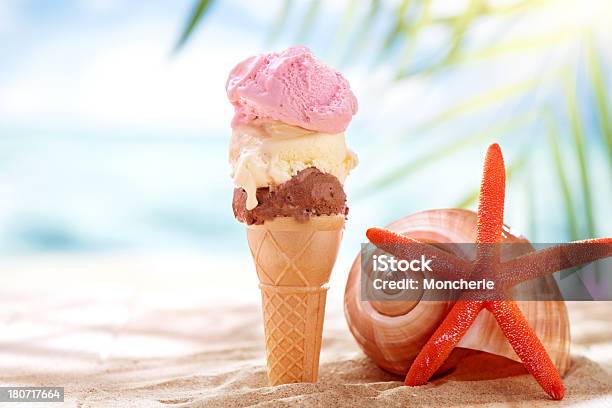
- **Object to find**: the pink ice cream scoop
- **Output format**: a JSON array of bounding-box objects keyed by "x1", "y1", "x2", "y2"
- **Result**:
[{"x1": 226, "y1": 46, "x2": 358, "y2": 134}]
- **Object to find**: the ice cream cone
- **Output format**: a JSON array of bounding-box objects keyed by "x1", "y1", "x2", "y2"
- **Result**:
[{"x1": 246, "y1": 215, "x2": 345, "y2": 385}]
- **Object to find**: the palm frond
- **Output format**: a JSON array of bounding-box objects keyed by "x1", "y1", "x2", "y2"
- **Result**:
[
  {"x1": 173, "y1": 0, "x2": 215, "y2": 53},
  {"x1": 359, "y1": 112, "x2": 535, "y2": 197},
  {"x1": 428, "y1": 0, "x2": 545, "y2": 26},
  {"x1": 546, "y1": 112, "x2": 578, "y2": 240},
  {"x1": 525, "y1": 159, "x2": 537, "y2": 241},
  {"x1": 564, "y1": 72, "x2": 595, "y2": 237},
  {"x1": 409, "y1": 75, "x2": 552, "y2": 137},
  {"x1": 396, "y1": 0, "x2": 488, "y2": 78},
  {"x1": 341, "y1": 0, "x2": 381, "y2": 65},
  {"x1": 379, "y1": 0, "x2": 412, "y2": 58},
  {"x1": 394, "y1": 0, "x2": 432, "y2": 78},
  {"x1": 295, "y1": 0, "x2": 321, "y2": 43},
  {"x1": 586, "y1": 33, "x2": 612, "y2": 171},
  {"x1": 457, "y1": 28, "x2": 578, "y2": 65},
  {"x1": 327, "y1": 0, "x2": 359, "y2": 61},
  {"x1": 441, "y1": 0, "x2": 484, "y2": 66},
  {"x1": 396, "y1": 0, "x2": 551, "y2": 77},
  {"x1": 267, "y1": 0, "x2": 293, "y2": 44}
]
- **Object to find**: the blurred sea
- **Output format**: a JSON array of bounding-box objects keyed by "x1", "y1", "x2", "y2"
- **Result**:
[
  {"x1": 3, "y1": 123, "x2": 610, "y2": 257},
  {"x1": 0, "y1": 128, "x2": 238, "y2": 254}
]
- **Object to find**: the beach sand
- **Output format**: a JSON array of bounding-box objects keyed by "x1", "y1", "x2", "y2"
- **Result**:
[{"x1": 0, "y1": 254, "x2": 610, "y2": 407}]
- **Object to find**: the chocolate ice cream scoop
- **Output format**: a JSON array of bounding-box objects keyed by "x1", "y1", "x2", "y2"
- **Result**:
[{"x1": 233, "y1": 168, "x2": 347, "y2": 225}]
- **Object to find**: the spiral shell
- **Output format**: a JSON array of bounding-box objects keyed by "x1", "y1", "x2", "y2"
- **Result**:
[{"x1": 344, "y1": 209, "x2": 570, "y2": 376}]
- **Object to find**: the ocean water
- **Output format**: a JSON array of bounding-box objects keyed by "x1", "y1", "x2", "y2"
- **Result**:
[
  {"x1": 0, "y1": 127, "x2": 242, "y2": 254},
  {"x1": 2, "y1": 121, "x2": 611, "y2": 258}
]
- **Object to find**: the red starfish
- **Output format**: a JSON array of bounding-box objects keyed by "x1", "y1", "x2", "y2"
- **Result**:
[{"x1": 366, "y1": 143, "x2": 612, "y2": 400}]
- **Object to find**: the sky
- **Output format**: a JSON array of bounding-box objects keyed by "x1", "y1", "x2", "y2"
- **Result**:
[{"x1": 0, "y1": 0, "x2": 259, "y2": 135}]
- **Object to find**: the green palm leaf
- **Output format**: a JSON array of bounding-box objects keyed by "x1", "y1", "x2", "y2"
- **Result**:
[
  {"x1": 341, "y1": 0, "x2": 381, "y2": 65},
  {"x1": 173, "y1": 0, "x2": 215, "y2": 53},
  {"x1": 525, "y1": 160, "x2": 538, "y2": 241},
  {"x1": 267, "y1": 0, "x2": 293, "y2": 44},
  {"x1": 546, "y1": 112, "x2": 578, "y2": 240},
  {"x1": 359, "y1": 112, "x2": 535, "y2": 197},
  {"x1": 327, "y1": 0, "x2": 358, "y2": 61},
  {"x1": 379, "y1": 0, "x2": 411, "y2": 57},
  {"x1": 586, "y1": 34, "x2": 612, "y2": 171},
  {"x1": 565, "y1": 72, "x2": 595, "y2": 237},
  {"x1": 402, "y1": 74, "x2": 556, "y2": 143},
  {"x1": 296, "y1": 0, "x2": 321, "y2": 43},
  {"x1": 394, "y1": 0, "x2": 431, "y2": 78}
]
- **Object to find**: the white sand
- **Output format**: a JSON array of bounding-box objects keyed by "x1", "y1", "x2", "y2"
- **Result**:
[{"x1": 0, "y1": 255, "x2": 610, "y2": 407}]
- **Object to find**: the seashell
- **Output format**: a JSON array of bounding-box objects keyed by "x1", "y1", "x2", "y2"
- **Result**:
[{"x1": 344, "y1": 208, "x2": 570, "y2": 377}]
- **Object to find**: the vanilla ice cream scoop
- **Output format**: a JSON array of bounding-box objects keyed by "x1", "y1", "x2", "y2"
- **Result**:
[{"x1": 230, "y1": 123, "x2": 357, "y2": 209}]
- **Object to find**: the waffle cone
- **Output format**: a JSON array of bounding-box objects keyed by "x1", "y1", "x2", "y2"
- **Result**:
[{"x1": 246, "y1": 215, "x2": 344, "y2": 385}]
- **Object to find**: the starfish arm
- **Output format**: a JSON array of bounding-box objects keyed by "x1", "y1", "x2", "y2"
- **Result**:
[
  {"x1": 476, "y1": 143, "x2": 506, "y2": 246},
  {"x1": 500, "y1": 238, "x2": 612, "y2": 288},
  {"x1": 405, "y1": 300, "x2": 483, "y2": 386},
  {"x1": 366, "y1": 227, "x2": 472, "y2": 280},
  {"x1": 486, "y1": 300, "x2": 565, "y2": 400}
]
